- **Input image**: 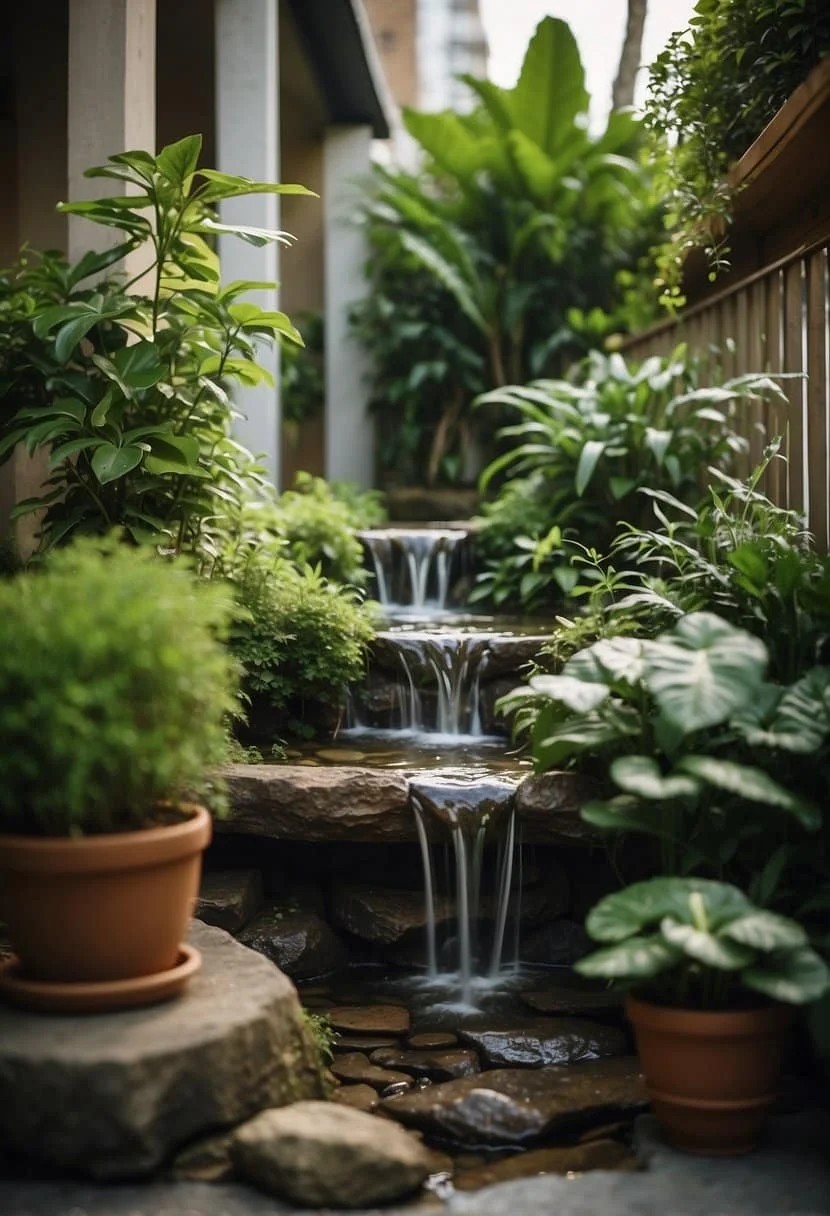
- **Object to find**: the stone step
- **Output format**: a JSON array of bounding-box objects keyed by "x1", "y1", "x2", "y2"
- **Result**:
[{"x1": 222, "y1": 765, "x2": 597, "y2": 846}]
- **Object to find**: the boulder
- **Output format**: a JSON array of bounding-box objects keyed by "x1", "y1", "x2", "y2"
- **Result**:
[
  {"x1": 458, "y1": 1018, "x2": 628, "y2": 1068},
  {"x1": 484, "y1": 634, "x2": 550, "y2": 678},
  {"x1": 515, "y1": 773, "x2": 600, "y2": 845},
  {"x1": 223, "y1": 764, "x2": 414, "y2": 842},
  {"x1": 231, "y1": 1100, "x2": 433, "y2": 1207},
  {"x1": 239, "y1": 905, "x2": 349, "y2": 980},
  {"x1": 195, "y1": 869, "x2": 263, "y2": 933},
  {"x1": 170, "y1": 1129, "x2": 235, "y2": 1183},
  {"x1": 381, "y1": 1056, "x2": 647, "y2": 1145},
  {"x1": 0, "y1": 921, "x2": 325, "y2": 1179}
]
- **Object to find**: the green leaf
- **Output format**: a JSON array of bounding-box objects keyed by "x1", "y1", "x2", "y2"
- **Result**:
[
  {"x1": 91, "y1": 443, "x2": 143, "y2": 485},
  {"x1": 585, "y1": 877, "x2": 751, "y2": 943},
  {"x1": 90, "y1": 386, "x2": 118, "y2": 428},
  {"x1": 565, "y1": 636, "x2": 644, "y2": 686},
  {"x1": 398, "y1": 230, "x2": 488, "y2": 333},
  {"x1": 575, "y1": 935, "x2": 681, "y2": 980},
  {"x1": 643, "y1": 612, "x2": 768, "y2": 736},
  {"x1": 721, "y1": 911, "x2": 805, "y2": 953},
  {"x1": 581, "y1": 795, "x2": 669, "y2": 837},
  {"x1": 611, "y1": 755, "x2": 700, "y2": 801},
  {"x1": 742, "y1": 946, "x2": 830, "y2": 1005},
  {"x1": 660, "y1": 918, "x2": 754, "y2": 969},
  {"x1": 728, "y1": 543, "x2": 768, "y2": 587},
  {"x1": 509, "y1": 17, "x2": 589, "y2": 156},
  {"x1": 195, "y1": 169, "x2": 316, "y2": 203},
  {"x1": 575, "y1": 439, "x2": 605, "y2": 496},
  {"x1": 54, "y1": 314, "x2": 101, "y2": 363},
  {"x1": 196, "y1": 216, "x2": 296, "y2": 248},
  {"x1": 677, "y1": 756, "x2": 820, "y2": 828},
  {"x1": 156, "y1": 134, "x2": 202, "y2": 187},
  {"x1": 527, "y1": 673, "x2": 610, "y2": 712},
  {"x1": 113, "y1": 340, "x2": 164, "y2": 390}
]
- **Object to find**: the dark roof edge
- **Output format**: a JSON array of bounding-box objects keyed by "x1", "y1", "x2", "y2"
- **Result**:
[{"x1": 286, "y1": 0, "x2": 396, "y2": 139}]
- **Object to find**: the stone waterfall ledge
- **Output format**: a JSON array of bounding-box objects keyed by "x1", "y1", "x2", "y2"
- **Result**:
[
  {"x1": 221, "y1": 765, "x2": 599, "y2": 846},
  {"x1": 0, "y1": 921, "x2": 326, "y2": 1180}
]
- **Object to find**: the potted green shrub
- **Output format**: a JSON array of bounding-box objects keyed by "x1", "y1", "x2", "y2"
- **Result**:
[
  {"x1": 576, "y1": 877, "x2": 828, "y2": 1155},
  {"x1": 0, "y1": 539, "x2": 238, "y2": 1012}
]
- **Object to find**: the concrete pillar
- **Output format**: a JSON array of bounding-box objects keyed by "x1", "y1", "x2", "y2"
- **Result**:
[
  {"x1": 214, "y1": 0, "x2": 281, "y2": 486},
  {"x1": 323, "y1": 125, "x2": 374, "y2": 487},
  {"x1": 67, "y1": 0, "x2": 156, "y2": 262}
]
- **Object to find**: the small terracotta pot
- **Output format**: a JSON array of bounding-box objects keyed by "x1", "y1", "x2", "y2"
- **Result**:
[
  {"x1": 0, "y1": 805, "x2": 211, "y2": 984},
  {"x1": 627, "y1": 994, "x2": 794, "y2": 1156}
]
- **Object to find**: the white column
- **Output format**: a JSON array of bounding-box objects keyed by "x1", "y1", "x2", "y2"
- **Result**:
[
  {"x1": 67, "y1": 0, "x2": 156, "y2": 262},
  {"x1": 214, "y1": 0, "x2": 281, "y2": 486},
  {"x1": 324, "y1": 125, "x2": 374, "y2": 487}
]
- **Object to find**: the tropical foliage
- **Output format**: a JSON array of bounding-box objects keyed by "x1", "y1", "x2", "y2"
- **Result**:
[{"x1": 353, "y1": 17, "x2": 659, "y2": 486}]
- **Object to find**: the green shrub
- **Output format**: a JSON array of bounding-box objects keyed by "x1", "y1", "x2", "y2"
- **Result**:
[
  {"x1": 230, "y1": 559, "x2": 376, "y2": 738},
  {"x1": 0, "y1": 538, "x2": 239, "y2": 836}
]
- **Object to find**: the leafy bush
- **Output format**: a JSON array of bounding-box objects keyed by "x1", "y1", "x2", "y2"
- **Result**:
[
  {"x1": 282, "y1": 312, "x2": 324, "y2": 427},
  {"x1": 230, "y1": 559, "x2": 376, "y2": 738},
  {"x1": 353, "y1": 17, "x2": 659, "y2": 486},
  {"x1": 0, "y1": 538, "x2": 239, "y2": 836},
  {"x1": 646, "y1": 0, "x2": 830, "y2": 302},
  {"x1": 500, "y1": 612, "x2": 830, "y2": 914},
  {"x1": 471, "y1": 350, "x2": 787, "y2": 611},
  {"x1": 0, "y1": 135, "x2": 311, "y2": 554},
  {"x1": 577, "y1": 877, "x2": 828, "y2": 1009}
]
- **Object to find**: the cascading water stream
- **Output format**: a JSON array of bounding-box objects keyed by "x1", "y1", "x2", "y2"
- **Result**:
[{"x1": 360, "y1": 527, "x2": 468, "y2": 613}]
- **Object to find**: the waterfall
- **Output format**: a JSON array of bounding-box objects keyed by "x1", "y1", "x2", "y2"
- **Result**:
[
  {"x1": 390, "y1": 633, "x2": 488, "y2": 737},
  {"x1": 410, "y1": 773, "x2": 521, "y2": 1007},
  {"x1": 360, "y1": 528, "x2": 468, "y2": 613}
]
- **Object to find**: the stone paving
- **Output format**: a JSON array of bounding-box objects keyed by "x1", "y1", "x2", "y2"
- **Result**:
[{"x1": 2, "y1": 1113, "x2": 828, "y2": 1215}]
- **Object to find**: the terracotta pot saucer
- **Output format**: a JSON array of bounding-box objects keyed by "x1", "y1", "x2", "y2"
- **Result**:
[{"x1": 0, "y1": 944, "x2": 201, "y2": 1014}]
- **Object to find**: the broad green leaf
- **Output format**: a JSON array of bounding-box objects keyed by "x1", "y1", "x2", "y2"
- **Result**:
[
  {"x1": 49, "y1": 437, "x2": 100, "y2": 468},
  {"x1": 91, "y1": 443, "x2": 143, "y2": 485},
  {"x1": 611, "y1": 755, "x2": 700, "y2": 801},
  {"x1": 728, "y1": 543, "x2": 768, "y2": 587},
  {"x1": 197, "y1": 216, "x2": 296, "y2": 248},
  {"x1": 527, "y1": 673, "x2": 610, "y2": 712},
  {"x1": 721, "y1": 911, "x2": 805, "y2": 953},
  {"x1": 677, "y1": 756, "x2": 820, "y2": 828},
  {"x1": 660, "y1": 918, "x2": 754, "y2": 969},
  {"x1": 742, "y1": 946, "x2": 830, "y2": 1005},
  {"x1": 398, "y1": 230, "x2": 488, "y2": 332},
  {"x1": 91, "y1": 386, "x2": 118, "y2": 427},
  {"x1": 509, "y1": 17, "x2": 589, "y2": 155},
  {"x1": 585, "y1": 877, "x2": 751, "y2": 943},
  {"x1": 506, "y1": 130, "x2": 558, "y2": 202},
  {"x1": 565, "y1": 636, "x2": 645, "y2": 686},
  {"x1": 644, "y1": 427, "x2": 672, "y2": 466},
  {"x1": 575, "y1": 439, "x2": 605, "y2": 496},
  {"x1": 581, "y1": 796, "x2": 670, "y2": 837},
  {"x1": 643, "y1": 612, "x2": 768, "y2": 735},
  {"x1": 113, "y1": 340, "x2": 164, "y2": 390},
  {"x1": 195, "y1": 169, "x2": 316, "y2": 203},
  {"x1": 156, "y1": 134, "x2": 202, "y2": 187},
  {"x1": 403, "y1": 108, "x2": 486, "y2": 185},
  {"x1": 54, "y1": 314, "x2": 101, "y2": 363},
  {"x1": 575, "y1": 934, "x2": 681, "y2": 980}
]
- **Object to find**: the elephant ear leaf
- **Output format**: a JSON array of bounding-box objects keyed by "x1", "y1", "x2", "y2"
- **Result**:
[{"x1": 508, "y1": 17, "x2": 590, "y2": 156}]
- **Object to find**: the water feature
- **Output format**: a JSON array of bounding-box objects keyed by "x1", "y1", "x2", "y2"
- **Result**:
[{"x1": 359, "y1": 526, "x2": 470, "y2": 613}]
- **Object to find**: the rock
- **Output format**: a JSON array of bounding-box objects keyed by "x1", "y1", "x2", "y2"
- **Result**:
[
  {"x1": 385, "y1": 486, "x2": 479, "y2": 522},
  {"x1": 223, "y1": 764, "x2": 415, "y2": 842},
  {"x1": 331, "y1": 1083, "x2": 380, "y2": 1113},
  {"x1": 170, "y1": 1130, "x2": 235, "y2": 1183},
  {"x1": 333, "y1": 1035, "x2": 402, "y2": 1053},
  {"x1": 331, "y1": 1052, "x2": 414, "y2": 1093},
  {"x1": 454, "y1": 1138, "x2": 637, "y2": 1190},
  {"x1": 521, "y1": 919, "x2": 592, "y2": 965},
  {"x1": 231, "y1": 1100, "x2": 433, "y2": 1207},
  {"x1": 0, "y1": 921, "x2": 325, "y2": 1179},
  {"x1": 370, "y1": 1047, "x2": 481, "y2": 1081},
  {"x1": 409, "y1": 1031, "x2": 459, "y2": 1049},
  {"x1": 519, "y1": 983, "x2": 624, "y2": 1018},
  {"x1": 381, "y1": 1057, "x2": 647, "y2": 1146},
  {"x1": 484, "y1": 635, "x2": 550, "y2": 678},
  {"x1": 515, "y1": 772, "x2": 600, "y2": 845},
  {"x1": 239, "y1": 905, "x2": 349, "y2": 980},
  {"x1": 327, "y1": 1004, "x2": 411, "y2": 1035},
  {"x1": 458, "y1": 1018, "x2": 628, "y2": 1068},
  {"x1": 409, "y1": 772, "x2": 517, "y2": 833},
  {"x1": 196, "y1": 869, "x2": 263, "y2": 933}
]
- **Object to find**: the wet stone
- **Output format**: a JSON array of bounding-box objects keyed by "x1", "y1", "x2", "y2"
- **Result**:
[
  {"x1": 458, "y1": 1018, "x2": 628, "y2": 1068},
  {"x1": 331, "y1": 882, "x2": 453, "y2": 944},
  {"x1": 331, "y1": 1084, "x2": 380, "y2": 1113},
  {"x1": 519, "y1": 984, "x2": 624, "y2": 1018},
  {"x1": 409, "y1": 772, "x2": 517, "y2": 833},
  {"x1": 381, "y1": 1056, "x2": 647, "y2": 1146},
  {"x1": 520, "y1": 919, "x2": 592, "y2": 965},
  {"x1": 238, "y1": 906, "x2": 349, "y2": 980},
  {"x1": 327, "y1": 1004, "x2": 411, "y2": 1035},
  {"x1": 409, "y1": 1031, "x2": 459, "y2": 1050},
  {"x1": 331, "y1": 1052, "x2": 414, "y2": 1093},
  {"x1": 333, "y1": 1035, "x2": 402, "y2": 1054},
  {"x1": 196, "y1": 869, "x2": 263, "y2": 933},
  {"x1": 170, "y1": 1129, "x2": 235, "y2": 1183},
  {"x1": 453, "y1": 1138, "x2": 637, "y2": 1190},
  {"x1": 370, "y1": 1048, "x2": 481, "y2": 1081},
  {"x1": 515, "y1": 772, "x2": 600, "y2": 845}
]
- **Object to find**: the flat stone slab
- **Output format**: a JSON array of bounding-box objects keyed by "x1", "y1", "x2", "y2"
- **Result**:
[
  {"x1": 2, "y1": 1111, "x2": 828, "y2": 1214},
  {"x1": 519, "y1": 983, "x2": 623, "y2": 1018},
  {"x1": 222, "y1": 765, "x2": 414, "y2": 842},
  {"x1": 222, "y1": 765, "x2": 597, "y2": 845},
  {"x1": 196, "y1": 869, "x2": 263, "y2": 933},
  {"x1": 458, "y1": 1018, "x2": 628, "y2": 1068},
  {"x1": 370, "y1": 1047, "x2": 481, "y2": 1080},
  {"x1": 331, "y1": 1084, "x2": 380, "y2": 1113},
  {"x1": 327, "y1": 1004, "x2": 411, "y2": 1035},
  {"x1": 382, "y1": 1057, "x2": 647, "y2": 1146},
  {"x1": 330, "y1": 1052, "x2": 413, "y2": 1093},
  {"x1": 0, "y1": 921, "x2": 325, "y2": 1179}
]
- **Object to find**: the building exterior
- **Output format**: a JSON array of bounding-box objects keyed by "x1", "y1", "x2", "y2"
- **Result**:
[
  {"x1": 365, "y1": 0, "x2": 488, "y2": 117},
  {"x1": 0, "y1": 0, "x2": 393, "y2": 546}
]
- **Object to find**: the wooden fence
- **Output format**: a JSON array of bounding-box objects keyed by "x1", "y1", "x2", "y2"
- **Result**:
[{"x1": 623, "y1": 238, "x2": 830, "y2": 549}]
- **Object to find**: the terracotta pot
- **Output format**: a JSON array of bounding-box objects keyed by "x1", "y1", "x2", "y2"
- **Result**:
[
  {"x1": 626, "y1": 994, "x2": 794, "y2": 1156},
  {"x1": 0, "y1": 805, "x2": 211, "y2": 984}
]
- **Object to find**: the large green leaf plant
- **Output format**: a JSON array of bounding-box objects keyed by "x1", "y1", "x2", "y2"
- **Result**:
[
  {"x1": 353, "y1": 17, "x2": 659, "y2": 486},
  {"x1": 0, "y1": 134, "x2": 312, "y2": 553}
]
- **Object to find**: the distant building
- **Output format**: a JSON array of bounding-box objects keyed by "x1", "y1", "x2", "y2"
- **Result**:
[{"x1": 365, "y1": 0, "x2": 489, "y2": 116}]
